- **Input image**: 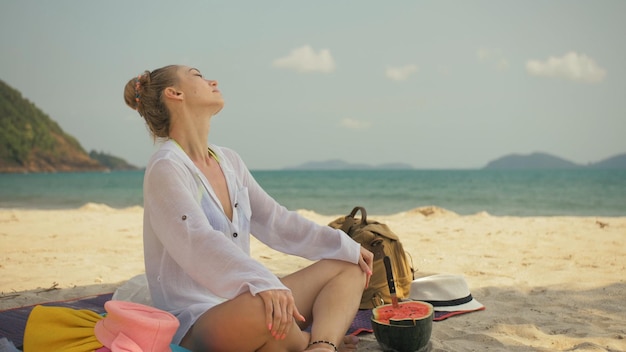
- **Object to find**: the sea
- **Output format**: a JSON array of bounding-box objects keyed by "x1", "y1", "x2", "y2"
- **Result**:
[{"x1": 0, "y1": 169, "x2": 625, "y2": 217}]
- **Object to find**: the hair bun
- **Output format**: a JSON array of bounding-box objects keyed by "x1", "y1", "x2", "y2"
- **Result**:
[{"x1": 123, "y1": 71, "x2": 150, "y2": 111}]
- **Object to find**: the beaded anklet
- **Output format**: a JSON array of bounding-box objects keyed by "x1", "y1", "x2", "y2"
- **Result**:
[{"x1": 308, "y1": 340, "x2": 338, "y2": 352}]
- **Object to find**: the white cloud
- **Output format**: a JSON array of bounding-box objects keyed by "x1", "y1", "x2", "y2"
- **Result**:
[
  {"x1": 477, "y1": 47, "x2": 509, "y2": 71},
  {"x1": 272, "y1": 45, "x2": 336, "y2": 73},
  {"x1": 341, "y1": 118, "x2": 371, "y2": 130},
  {"x1": 385, "y1": 64, "x2": 418, "y2": 81},
  {"x1": 526, "y1": 52, "x2": 606, "y2": 83}
]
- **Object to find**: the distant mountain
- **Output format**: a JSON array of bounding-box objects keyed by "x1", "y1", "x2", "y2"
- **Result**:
[
  {"x1": 484, "y1": 152, "x2": 580, "y2": 169},
  {"x1": 286, "y1": 159, "x2": 414, "y2": 170},
  {"x1": 484, "y1": 152, "x2": 626, "y2": 169},
  {"x1": 588, "y1": 154, "x2": 626, "y2": 169},
  {"x1": 287, "y1": 152, "x2": 626, "y2": 170},
  {"x1": 0, "y1": 79, "x2": 137, "y2": 173}
]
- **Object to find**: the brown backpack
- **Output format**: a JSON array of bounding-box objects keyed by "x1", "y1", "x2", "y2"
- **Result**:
[{"x1": 329, "y1": 206, "x2": 415, "y2": 309}]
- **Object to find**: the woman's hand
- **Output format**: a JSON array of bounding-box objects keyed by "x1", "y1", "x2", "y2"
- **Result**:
[
  {"x1": 258, "y1": 289, "x2": 305, "y2": 340},
  {"x1": 358, "y1": 246, "x2": 374, "y2": 288}
]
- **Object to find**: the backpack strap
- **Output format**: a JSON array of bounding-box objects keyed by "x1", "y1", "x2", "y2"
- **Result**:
[
  {"x1": 340, "y1": 206, "x2": 367, "y2": 234},
  {"x1": 348, "y1": 206, "x2": 367, "y2": 223}
]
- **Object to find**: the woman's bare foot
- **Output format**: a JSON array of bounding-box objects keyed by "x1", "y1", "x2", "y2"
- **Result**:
[{"x1": 339, "y1": 335, "x2": 359, "y2": 352}]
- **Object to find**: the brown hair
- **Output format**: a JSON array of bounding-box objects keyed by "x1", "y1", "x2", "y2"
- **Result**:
[{"x1": 123, "y1": 65, "x2": 179, "y2": 139}]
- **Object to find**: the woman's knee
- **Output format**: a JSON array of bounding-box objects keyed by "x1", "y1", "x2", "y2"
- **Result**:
[
  {"x1": 337, "y1": 258, "x2": 366, "y2": 274},
  {"x1": 319, "y1": 259, "x2": 367, "y2": 285}
]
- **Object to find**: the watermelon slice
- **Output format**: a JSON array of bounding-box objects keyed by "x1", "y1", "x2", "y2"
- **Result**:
[
  {"x1": 372, "y1": 301, "x2": 433, "y2": 325},
  {"x1": 371, "y1": 301, "x2": 433, "y2": 352}
]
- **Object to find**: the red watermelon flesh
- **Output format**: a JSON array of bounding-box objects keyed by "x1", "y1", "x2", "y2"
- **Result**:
[{"x1": 372, "y1": 301, "x2": 433, "y2": 325}]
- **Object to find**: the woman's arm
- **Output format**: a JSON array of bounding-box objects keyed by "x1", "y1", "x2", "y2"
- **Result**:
[{"x1": 221, "y1": 148, "x2": 361, "y2": 264}]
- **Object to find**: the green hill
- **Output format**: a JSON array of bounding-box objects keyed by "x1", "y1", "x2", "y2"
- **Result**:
[{"x1": 0, "y1": 79, "x2": 136, "y2": 173}]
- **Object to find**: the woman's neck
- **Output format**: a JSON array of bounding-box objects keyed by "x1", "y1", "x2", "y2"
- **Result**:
[
  {"x1": 171, "y1": 137, "x2": 208, "y2": 162},
  {"x1": 166, "y1": 103, "x2": 216, "y2": 163},
  {"x1": 169, "y1": 125, "x2": 211, "y2": 164}
]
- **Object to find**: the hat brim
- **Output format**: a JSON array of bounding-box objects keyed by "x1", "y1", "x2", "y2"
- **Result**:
[{"x1": 411, "y1": 297, "x2": 484, "y2": 312}]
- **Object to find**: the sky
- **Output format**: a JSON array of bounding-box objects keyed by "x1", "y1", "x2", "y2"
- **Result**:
[{"x1": 1, "y1": 1, "x2": 625, "y2": 170}]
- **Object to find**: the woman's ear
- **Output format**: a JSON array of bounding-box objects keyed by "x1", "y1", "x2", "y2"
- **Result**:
[{"x1": 163, "y1": 87, "x2": 184, "y2": 101}]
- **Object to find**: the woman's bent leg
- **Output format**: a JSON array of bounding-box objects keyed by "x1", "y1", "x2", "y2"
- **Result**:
[
  {"x1": 180, "y1": 292, "x2": 308, "y2": 352},
  {"x1": 179, "y1": 259, "x2": 365, "y2": 352},
  {"x1": 281, "y1": 259, "x2": 367, "y2": 351}
]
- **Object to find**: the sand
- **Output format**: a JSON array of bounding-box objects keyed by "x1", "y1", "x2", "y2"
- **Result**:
[{"x1": 1, "y1": 204, "x2": 625, "y2": 351}]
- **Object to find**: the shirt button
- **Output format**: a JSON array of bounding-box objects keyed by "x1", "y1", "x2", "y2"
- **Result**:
[
  {"x1": 181, "y1": 215, "x2": 187, "y2": 220},
  {"x1": 234, "y1": 202, "x2": 238, "y2": 208},
  {"x1": 233, "y1": 232, "x2": 238, "y2": 238}
]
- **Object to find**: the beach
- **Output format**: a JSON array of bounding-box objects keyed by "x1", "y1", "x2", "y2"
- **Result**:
[{"x1": 1, "y1": 204, "x2": 625, "y2": 351}]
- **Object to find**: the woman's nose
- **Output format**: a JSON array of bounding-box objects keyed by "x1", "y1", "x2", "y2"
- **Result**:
[{"x1": 208, "y1": 80, "x2": 218, "y2": 86}]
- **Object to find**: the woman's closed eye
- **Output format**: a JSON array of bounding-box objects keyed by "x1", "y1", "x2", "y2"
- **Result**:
[{"x1": 189, "y1": 68, "x2": 203, "y2": 78}]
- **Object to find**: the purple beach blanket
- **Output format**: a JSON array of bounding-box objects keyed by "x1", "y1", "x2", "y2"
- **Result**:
[{"x1": 0, "y1": 295, "x2": 483, "y2": 350}]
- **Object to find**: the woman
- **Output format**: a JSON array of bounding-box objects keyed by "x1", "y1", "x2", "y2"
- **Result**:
[{"x1": 123, "y1": 65, "x2": 373, "y2": 352}]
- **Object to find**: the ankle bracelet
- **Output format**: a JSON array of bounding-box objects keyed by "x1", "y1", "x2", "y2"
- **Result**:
[{"x1": 308, "y1": 340, "x2": 338, "y2": 352}]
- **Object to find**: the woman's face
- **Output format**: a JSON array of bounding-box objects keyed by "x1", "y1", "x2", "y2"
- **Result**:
[{"x1": 176, "y1": 65, "x2": 224, "y2": 114}]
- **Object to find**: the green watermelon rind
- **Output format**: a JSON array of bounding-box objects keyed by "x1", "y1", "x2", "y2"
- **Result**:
[
  {"x1": 371, "y1": 301, "x2": 434, "y2": 352},
  {"x1": 389, "y1": 318, "x2": 418, "y2": 326}
]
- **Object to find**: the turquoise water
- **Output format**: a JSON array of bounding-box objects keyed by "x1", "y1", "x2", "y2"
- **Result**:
[{"x1": 0, "y1": 169, "x2": 625, "y2": 216}]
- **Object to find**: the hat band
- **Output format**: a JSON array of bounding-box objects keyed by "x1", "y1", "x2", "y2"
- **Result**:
[{"x1": 422, "y1": 294, "x2": 473, "y2": 307}]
